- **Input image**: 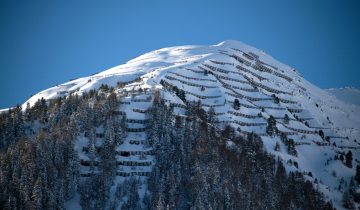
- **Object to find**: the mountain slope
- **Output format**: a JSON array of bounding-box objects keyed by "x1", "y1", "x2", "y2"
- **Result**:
[
  {"x1": 14, "y1": 40, "x2": 360, "y2": 209},
  {"x1": 327, "y1": 87, "x2": 360, "y2": 106}
]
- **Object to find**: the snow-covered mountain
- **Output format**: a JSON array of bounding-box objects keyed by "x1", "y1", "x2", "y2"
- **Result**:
[
  {"x1": 20, "y1": 40, "x2": 360, "y2": 209},
  {"x1": 327, "y1": 87, "x2": 360, "y2": 106}
]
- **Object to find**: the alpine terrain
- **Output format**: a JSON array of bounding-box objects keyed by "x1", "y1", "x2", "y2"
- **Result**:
[{"x1": 1, "y1": 40, "x2": 359, "y2": 210}]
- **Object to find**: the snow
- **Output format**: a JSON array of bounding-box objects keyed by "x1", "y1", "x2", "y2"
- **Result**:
[
  {"x1": 16, "y1": 39, "x2": 357, "y2": 209},
  {"x1": 65, "y1": 193, "x2": 82, "y2": 210},
  {"x1": 327, "y1": 87, "x2": 360, "y2": 106}
]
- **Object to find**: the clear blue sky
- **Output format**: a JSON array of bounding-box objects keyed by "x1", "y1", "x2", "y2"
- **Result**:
[{"x1": 1, "y1": 0, "x2": 359, "y2": 108}]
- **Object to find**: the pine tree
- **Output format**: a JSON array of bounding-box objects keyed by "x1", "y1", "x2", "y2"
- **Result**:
[
  {"x1": 266, "y1": 115, "x2": 277, "y2": 136},
  {"x1": 342, "y1": 190, "x2": 354, "y2": 209},
  {"x1": 283, "y1": 114, "x2": 290, "y2": 124},
  {"x1": 105, "y1": 92, "x2": 118, "y2": 112},
  {"x1": 274, "y1": 142, "x2": 280, "y2": 151},
  {"x1": 355, "y1": 165, "x2": 360, "y2": 184},
  {"x1": 272, "y1": 94, "x2": 280, "y2": 104},
  {"x1": 340, "y1": 154, "x2": 344, "y2": 162},
  {"x1": 100, "y1": 118, "x2": 117, "y2": 183},
  {"x1": 31, "y1": 178, "x2": 44, "y2": 209},
  {"x1": 233, "y1": 99, "x2": 240, "y2": 110},
  {"x1": 286, "y1": 138, "x2": 297, "y2": 156},
  {"x1": 305, "y1": 121, "x2": 309, "y2": 127},
  {"x1": 33, "y1": 98, "x2": 48, "y2": 123},
  {"x1": 345, "y1": 150, "x2": 353, "y2": 168},
  {"x1": 88, "y1": 128, "x2": 97, "y2": 173}
]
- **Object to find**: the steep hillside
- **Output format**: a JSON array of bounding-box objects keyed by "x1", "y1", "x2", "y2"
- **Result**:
[{"x1": 1, "y1": 40, "x2": 359, "y2": 209}]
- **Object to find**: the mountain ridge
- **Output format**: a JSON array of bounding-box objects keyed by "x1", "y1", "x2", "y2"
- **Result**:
[
  {"x1": 327, "y1": 87, "x2": 360, "y2": 106},
  {"x1": 2, "y1": 40, "x2": 360, "y2": 209},
  {"x1": 22, "y1": 40, "x2": 299, "y2": 107}
]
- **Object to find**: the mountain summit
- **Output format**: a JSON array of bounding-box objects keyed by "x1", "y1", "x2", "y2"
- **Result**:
[
  {"x1": 25, "y1": 39, "x2": 360, "y2": 145},
  {"x1": 2, "y1": 40, "x2": 360, "y2": 209}
]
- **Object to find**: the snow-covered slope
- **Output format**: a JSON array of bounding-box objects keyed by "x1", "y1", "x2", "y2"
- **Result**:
[
  {"x1": 22, "y1": 40, "x2": 359, "y2": 209},
  {"x1": 327, "y1": 87, "x2": 360, "y2": 106}
]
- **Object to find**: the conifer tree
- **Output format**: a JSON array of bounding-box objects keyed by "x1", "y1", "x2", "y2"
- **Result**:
[
  {"x1": 355, "y1": 165, "x2": 360, "y2": 184},
  {"x1": 233, "y1": 99, "x2": 240, "y2": 110},
  {"x1": 345, "y1": 150, "x2": 353, "y2": 168}
]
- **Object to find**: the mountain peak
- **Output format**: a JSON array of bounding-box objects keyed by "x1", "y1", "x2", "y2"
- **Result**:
[
  {"x1": 23, "y1": 40, "x2": 298, "y2": 107},
  {"x1": 3, "y1": 40, "x2": 360, "y2": 209}
]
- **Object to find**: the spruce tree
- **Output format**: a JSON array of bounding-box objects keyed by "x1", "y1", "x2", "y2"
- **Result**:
[
  {"x1": 233, "y1": 99, "x2": 240, "y2": 110},
  {"x1": 266, "y1": 115, "x2": 277, "y2": 136},
  {"x1": 345, "y1": 150, "x2": 353, "y2": 168},
  {"x1": 283, "y1": 114, "x2": 290, "y2": 124},
  {"x1": 355, "y1": 165, "x2": 360, "y2": 184}
]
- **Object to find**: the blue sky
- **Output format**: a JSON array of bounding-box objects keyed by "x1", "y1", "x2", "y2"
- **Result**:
[{"x1": 1, "y1": 0, "x2": 359, "y2": 108}]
